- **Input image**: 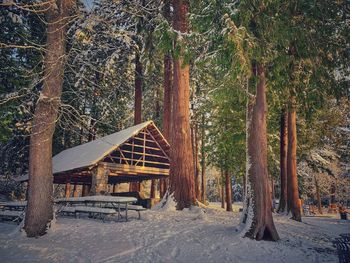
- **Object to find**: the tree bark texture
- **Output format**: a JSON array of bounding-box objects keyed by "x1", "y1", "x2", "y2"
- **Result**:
[
  {"x1": 82, "y1": 185, "x2": 91, "y2": 197},
  {"x1": 225, "y1": 170, "x2": 232, "y2": 212},
  {"x1": 221, "y1": 185, "x2": 225, "y2": 209},
  {"x1": 130, "y1": 53, "x2": 143, "y2": 192},
  {"x1": 278, "y1": 108, "x2": 288, "y2": 213},
  {"x1": 150, "y1": 180, "x2": 156, "y2": 199},
  {"x1": 24, "y1": 0, "x2": 75, "y2": 237},
  {"x1": 287, "y1": 95, "x2": 302, "y2": 221},
  {"x1": 243, "y1": 64, "x2": 279, "y2": 241},
  {"x1": 169, "y1": 0, "x2": 196, "y2": 210}
]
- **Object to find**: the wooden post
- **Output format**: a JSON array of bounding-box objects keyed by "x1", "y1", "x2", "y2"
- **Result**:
[
  {"x1": 73, "y1": 184, "x2": 79, "y2": 197},
  {"x1": 65, "y1": 178, "x2": 71, "y2": 198},
  {"x1": 113, "y1": 184, "x2": 117, "y2": 193},
  {"x1": 91, "y1": 164, "x2": 109, "y2": 195},
  {"x1": 150, "y1": 180, "x2": 156, "y2": 198}
]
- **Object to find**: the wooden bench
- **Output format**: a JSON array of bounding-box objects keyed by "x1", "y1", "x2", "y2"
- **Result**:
[
  {"x1": 104, "y1": 204, "x2": 146, "y2": 219},
  {"x1": 111, "y1": 192, "x2": 151, "y2": 208},
  {"x1": 0, "y1": 210, "x2": 24, "y2": 224},
  {"x1": 59, "y1": 206, "x2": 117, "y2": 222}
]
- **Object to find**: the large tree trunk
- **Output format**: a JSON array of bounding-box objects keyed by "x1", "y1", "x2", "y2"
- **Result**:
[
  {"x1": 277, "y1": 108, "x2": 288, "y2": 213},
  {"x1": 130, "y1": 53, "x2": 143, "y2": 192},
  {"x1": 241, "y1": 64, "x2": 279, "y2": 241},
  {"x1": 24, "y1": 0, "x2": 75, "y2": 237},
  {"x1": 286, "y1": 95, "x2": 302, "y2": 221},
  {"x1": 169, "y1": 0, "x2": 196, "y2": 210},
  {"x1": 225, "y1": 170, "x2": 232, "y2": 212},
  {"x1": 221, "y1": 186, "x2": 225, "y2": 209}
]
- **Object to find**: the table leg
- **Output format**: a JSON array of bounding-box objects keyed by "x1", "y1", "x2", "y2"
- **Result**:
[
  {"x1": 125, "y1": 203, "x2": 128, "y2": 222},
  {"x1": 118, "y1": 203, "x2": 121, "y2": 221}
]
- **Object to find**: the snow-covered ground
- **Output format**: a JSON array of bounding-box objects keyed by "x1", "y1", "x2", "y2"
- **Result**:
[{"x1": 0, "y1": 202, "x2": 349, "y2": 263}]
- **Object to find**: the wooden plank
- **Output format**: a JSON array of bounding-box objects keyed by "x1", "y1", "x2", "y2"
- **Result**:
[
  {"x1": 111, "y1": 156, "x2": 170, "y2": 166},
  {"x1": 145, "y1": 128, "x2": 169, "y2": 159},
  {"x1": 133, "y1": 136, "x2": 156, "y2": 144},
  {"x1": 115, "y1": 149, "x2": 168, "y2": 160},
  {"x1": 118, "y1": 149, "x2": 129, "y2": 165},
  {"x1": 102, "y1": 162, "x2": 169, "y2": 176},
  {"x1": 123, "y1": 143, "x2": 163, "y2": 152}
]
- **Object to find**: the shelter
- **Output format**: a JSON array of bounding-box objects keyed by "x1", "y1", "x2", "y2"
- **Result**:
[
  {"x1": 17, "y1": 121, "x2": 170, "y2": 197},
  {"x1": 55, "y1": 121, "x2": 170, "y2": 196}
]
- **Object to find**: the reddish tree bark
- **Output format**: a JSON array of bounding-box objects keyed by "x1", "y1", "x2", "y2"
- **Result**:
[
  {"x1": 242, "y1": 63, "x2": 279, "y2": 241},
  {"x1": 169, "y1": 0, "x2": 196, "y2": 209},
  {"x1": 130, "y1": 53, "x2": 143, "y2": 192},
  {"x1": 81, "y1": 185, "x2": 90, "y2": 197},
  {"x1": 134, "y1": 53, "x2": 142, "y2": 125},
  {"x1": 221, "y1": 186, "x2": 225, "y2": 209},
  {"x1": 24, "y1": 0, "x2": 75, "y2": 237},
  {"x1": 278, "y1": 108, "x2": 288, "y2": 213},
  {"x1": 287, "y1": 95, "x2": 302, "y2": 221},
  {"x1": 225, "y1": 170, "x2": 232, "y2": 212}
]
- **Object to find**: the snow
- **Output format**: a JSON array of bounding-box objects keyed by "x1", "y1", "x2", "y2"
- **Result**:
[
  {"x1": 55, "y1": 196, "x2": 137, "y2": 203},
  {"x1": 0, "y1": 203, "x2": 348, "y2": 263}
]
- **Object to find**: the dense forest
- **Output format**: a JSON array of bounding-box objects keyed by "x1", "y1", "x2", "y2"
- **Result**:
[{"x1": 0, "y1": 0, "x2": 349, "y2": 242}]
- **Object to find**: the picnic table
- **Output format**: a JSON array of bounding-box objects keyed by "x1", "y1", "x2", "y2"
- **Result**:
[
  {"x1": 1, "y1": 201, "x2": 27, "y2": 211},
  {"x1": 55, "y1": 196, "x2": 138, "y2": 221}
]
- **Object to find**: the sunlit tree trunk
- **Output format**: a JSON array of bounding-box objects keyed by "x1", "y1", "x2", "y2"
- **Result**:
[
  {"x1": 287, "y1": 94, "x2": 302, "y2": 221},
  {"x1": 25, "y1": 0, "x2": 75, "y2": 237},
  {"x1": 225, "y1": 170, "x2": 232, "y2": 212},
  {"x1": 169, "y1": 0, "x2": 196, "y2": 209},
  {"x1": 278, "y1": 108, "x2": 288, "y2": 213},
  {"x1": 242, "y1": 63, "x2": 279, "y2": 241}
]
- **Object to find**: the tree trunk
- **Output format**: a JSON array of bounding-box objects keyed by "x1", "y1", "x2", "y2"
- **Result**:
[
  {"x1": 221, "y1": 184, "x2": 225, "y2": 209},
  {"x1": 134, "y1": 53, "x2": 142, "y2": 125},
  {"x1": 24, "y1": 0, "x2": 74, "y2": 237},
  {"x1": 130, "y1": 53, "x2": 143, "y2": 192},
  {"x1": 242, "y1": 63, "x2": 279, "y2": 241},
  {"x1": 225, "y1": 170, "x2": 232, "y2": 212},
  {"x1": 160, "y1": 0, "x2": 172, "y2": 199},
  {"x1": 287, "y1": 94, "x2": 302, "y2": 221},
  {"x1": 169, "y1": 0, "x2": 196, "y2": 209},
  {"x1": 82, "y1": 185, "x2": 90, "y2": 197},
  {"x1": 271, "y1": 178, "x2": 275, "y2": 212},
  {"x1": 277, "y1": 108, "x2": 288, "y2": 213},
  {"x1": 150, "y1": 180, "x2": 156, "y2": 198},
  {"x1": 65, "y1": 179, "x2": 71, "y2": 198},
  {"x1": 201, "y1": 115, "x2": 206, "y2": 203},
  {"x1": 314, "y1": 175, "x2": 322, "y2": 214},
  {"x1": 73, "y1": 184, "x2": 79, "y2": 197}
]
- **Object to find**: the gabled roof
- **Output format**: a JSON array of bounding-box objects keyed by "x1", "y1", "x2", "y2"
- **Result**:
[{"x1": 53, "y1": 121, "x2": 168, "y2": 174}]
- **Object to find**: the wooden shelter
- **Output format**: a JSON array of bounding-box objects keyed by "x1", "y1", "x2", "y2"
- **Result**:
[{"x1": 17, "y1": 121, "x2": 170, "y2": 196}]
